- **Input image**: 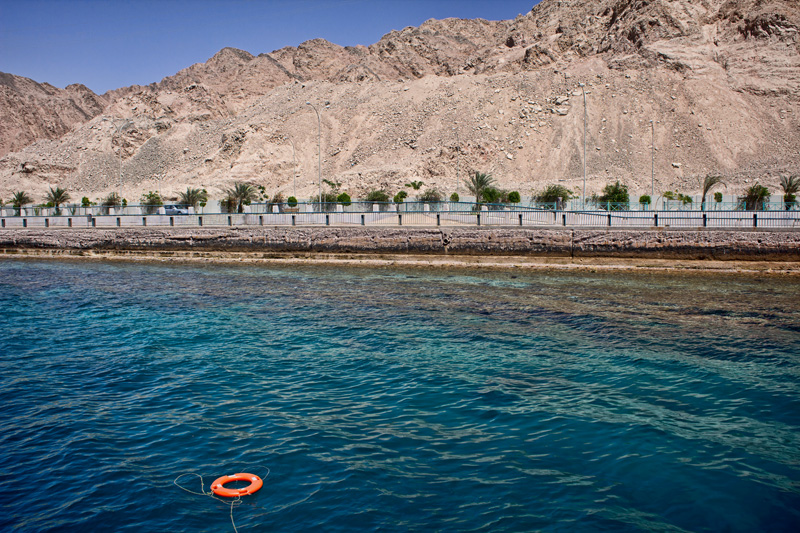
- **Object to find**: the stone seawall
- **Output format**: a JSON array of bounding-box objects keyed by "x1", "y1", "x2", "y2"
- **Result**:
[{"x1": 1, "y1": 227, "x2": 799, "y2": 261}]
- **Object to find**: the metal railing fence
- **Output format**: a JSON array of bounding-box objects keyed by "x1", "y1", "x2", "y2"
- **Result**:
[{"x1": 1, "y1": 202, "x2": 798, "y2": 230}]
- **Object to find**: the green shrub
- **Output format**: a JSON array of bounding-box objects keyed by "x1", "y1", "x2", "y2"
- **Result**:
[
  {"x1": 534, "y1": 185, "x2": 573, "y2": 203},
  {"x1": 664, "y1": 191, "x2": 692, "y2": 205},
  {"x1": 310, "y1": 192, "x2": 338, "y2": 211},
  {"x1": 141, "y1": 191, "x2": 162, "y2": 205},
  {"x1": 140, "y1": 191, "x2": 163, "y2": 214},
  {"x1": 450, "y1": 192, "x2": 459, "y2": 202},
  {"x1": 267, "y1": 192, "x2": 285, "y2": 211},
  {"x1": 337, "y1": 192, "x2": 351, "y2": 206},
  {"x1": 714, "y1": 192, "x2": 723, "y2": 203},
  {"x1": 81, "y1": 196, "x2": 93, "y2": 207},
  {"x1": 287, "y1": 196, "x2": 298, "y2": 207},
  {"x1": 507, "y1": 191, "x2": 521, "y2": 203},
  {"x1": 394, "y1": 191, "x2": 407, "y2": 204},
  {"x1": 102, "y1": 192, "x2": 122, "y2": 207},
  {"x1": 639, "y1": 195, "x2": 651, "y2": 205},
  {"x1": 365, "y1": 190, "x2": 390, "y2": 203},
  {"x1": 481, "y1": 187, "x2": 502, "y2": 203},
  {"x1": 598, "y1": 181, "x2": 629, "y2": 205},
  {"x1": 323, "y1": 179, "x2": 342, "y2": 194},
  {"x1": 419, "y1": 189, "x2": 443, "y2": 203}
]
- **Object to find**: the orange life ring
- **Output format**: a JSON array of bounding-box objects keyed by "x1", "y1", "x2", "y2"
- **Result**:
[{"x1": 210, "y1": 473, "x2": 263, "y2": 497}]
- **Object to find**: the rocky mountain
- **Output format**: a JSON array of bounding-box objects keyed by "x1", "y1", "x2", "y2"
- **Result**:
[
  {"x1": 0, "y1": 73, "x2": 107, "y2": 157},
  {"x1": 1, "y1": 0, "x2": 798, "y2": 205}
]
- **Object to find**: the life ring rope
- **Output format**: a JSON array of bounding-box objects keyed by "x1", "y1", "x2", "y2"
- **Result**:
[{"x1": 174, "y1": 467, "x2": 270, "y2": 533}]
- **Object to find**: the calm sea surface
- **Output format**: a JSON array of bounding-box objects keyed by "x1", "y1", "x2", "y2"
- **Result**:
[{"x1": 0, "y1": 258, "x2": 798, "y2": 532}]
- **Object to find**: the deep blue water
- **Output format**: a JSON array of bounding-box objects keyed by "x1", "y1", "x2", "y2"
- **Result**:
[{"x1": 0, "y1": 258, "x2": 798, "y2": 532}]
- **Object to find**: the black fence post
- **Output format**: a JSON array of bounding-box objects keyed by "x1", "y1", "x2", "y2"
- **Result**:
[
  {"x1": 654, "y1": 213, "x2": 658, "y2": 227},
  {"x1": 607, "y1": 213, "x2": 612, "y2": 227},
  {"x1": 703, "y1": 213, "x2": 707, "y2": 227},
  {"x1": 753, "y1": 213, "x2": 757, "y2": 228}
]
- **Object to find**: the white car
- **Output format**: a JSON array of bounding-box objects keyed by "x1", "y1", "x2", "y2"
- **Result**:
[{"x1": 164, "y1": 205, "x2": 189, "y2": 215}]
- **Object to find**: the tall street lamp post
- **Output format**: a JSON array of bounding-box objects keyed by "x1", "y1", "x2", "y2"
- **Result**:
[
  {"x1": 306, "y1": 102, "x2": 322, "y2": 208},
  {"x1": 454, "y1": 127, "x2": 460, "y2": 198},
  {"x1": 581, "y1": 84, "x2": 587, "y2": 208},
  {"x1": 114, "y1": 119, "x2": 131, "y2": 194},
  {"x1": 288, "y1": 136, "x2": 297, "y2": 199},
  {"x1": 650, "y1": 120, "x2": 655, "y2": 200}
]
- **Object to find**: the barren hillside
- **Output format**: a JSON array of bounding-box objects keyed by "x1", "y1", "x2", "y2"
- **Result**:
[{"x1": 1, "y1": 0, "x2": 798, "y2": 204}]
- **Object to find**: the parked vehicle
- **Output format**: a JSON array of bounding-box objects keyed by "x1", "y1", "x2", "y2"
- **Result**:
[{"x1": 164, "y1": 205, "x2": 189, "y2": 215}]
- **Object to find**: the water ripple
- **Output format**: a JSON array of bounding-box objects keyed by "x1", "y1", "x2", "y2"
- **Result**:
[{"x1": 0, "y1": 259, "x2": 799, "y2": 532}]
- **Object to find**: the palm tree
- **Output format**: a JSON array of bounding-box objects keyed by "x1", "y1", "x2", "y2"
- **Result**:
[
  {"x1": 779, "y1": 175, "x2": 799, "y2": 209},
  {"x1": 405, "y1": 180, "x2": 424, "y2": 191},
  {"x1": 11, "y1": 191, "x2": 32, "y2": 216},
  {"x1": 224, "y1": 182, "x2": 257, "y2": 213},
  {"x1": 465, "y1": 171, "x2": 494, "y2": 208},
  {"x1": 178, "y1": 187, "x2": 208, "y2": 209},
  {"x1": 45, "y1": 186, "x2": 71, "y2": 214},
  {"x1": 742, "y1": 183, "x2": 770, "y2": 211},
  {"x1": 700, "y1": 174, "x2": 725, "y2": 210}
]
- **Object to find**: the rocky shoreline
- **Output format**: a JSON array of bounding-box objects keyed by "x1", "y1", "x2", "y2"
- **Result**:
[{"x1": 1, "y1": 227, "x2": 799, "y2": 263}]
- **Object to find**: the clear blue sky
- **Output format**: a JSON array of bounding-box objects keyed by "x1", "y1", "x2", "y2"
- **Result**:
[{"x1": 0, "y1": 0, "x2": 539, "y2": 94}]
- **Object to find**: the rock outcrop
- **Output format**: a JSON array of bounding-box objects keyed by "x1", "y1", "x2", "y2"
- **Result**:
[{"x1": 0, "y1": 73, "x2": 107, "y2": 156}]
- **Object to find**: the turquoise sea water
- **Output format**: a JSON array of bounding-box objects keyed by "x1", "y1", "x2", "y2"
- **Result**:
[{"x1": 0, "y1": 258, "x2": 798, "y2": 532}]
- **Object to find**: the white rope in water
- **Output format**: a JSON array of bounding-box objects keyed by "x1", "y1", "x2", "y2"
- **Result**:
[{"x1": 174, "y1": 467, "x2": 270, "y2": 533}]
